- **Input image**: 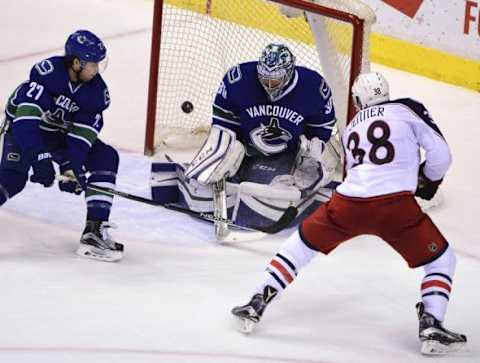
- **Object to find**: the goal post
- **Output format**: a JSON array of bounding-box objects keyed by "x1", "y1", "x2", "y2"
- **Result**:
[{"x1": 145, "y1": 0, "x2": 375, "y2": 155}]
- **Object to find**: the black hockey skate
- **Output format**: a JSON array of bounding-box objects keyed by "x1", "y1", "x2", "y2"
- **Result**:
[
  {"x1": 231, "y1": 285, "x2": 278, "y2": 333},
  {"x1": 77, "y1": 220, "x2": 124, "y2": 262},
  {"x1": 416, "y1": 302, "x2": 466, "y2": 355}
]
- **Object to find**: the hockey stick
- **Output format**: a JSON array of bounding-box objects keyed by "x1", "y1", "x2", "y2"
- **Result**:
[
  {"x1": 57, "y1": 175, "x2": 296, "y2": 234},
  {"x1": 89, "y1": 183, "x2": 296, "y2": 234},
  {"x1": 213, "y1": 177, "x2": 229, "y2": 240}
]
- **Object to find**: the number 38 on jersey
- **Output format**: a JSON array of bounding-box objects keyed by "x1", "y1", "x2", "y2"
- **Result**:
[{"x1": 346, "y1": 119, "x2": 395, "y2": 168}]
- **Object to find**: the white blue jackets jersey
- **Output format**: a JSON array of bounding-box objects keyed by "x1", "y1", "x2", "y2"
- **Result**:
[
  {"x1": 337, "y1": 98, "x2": 452, "y2": 198},
  {"x1": 4, "y1": 56, "x2": 110, "y2": 165},
  {"x1": 212, "y1": 62, "x2": 336, "y2": 155}
]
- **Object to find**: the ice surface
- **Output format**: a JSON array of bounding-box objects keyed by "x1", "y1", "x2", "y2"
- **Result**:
[{"x1": 0, "y1": 1, "x2": 478, "y2": 362}]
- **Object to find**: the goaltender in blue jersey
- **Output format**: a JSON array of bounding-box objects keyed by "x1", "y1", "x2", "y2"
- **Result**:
[
  {"x1": 152, "y1": 43, "x2": 340, "y2": 238},
  {"x1": 0, "y1": 30, "x2": 123, "y2": 262},
  {"x1": 211, "y1": 57, "x2": 335, "y2": 156}
]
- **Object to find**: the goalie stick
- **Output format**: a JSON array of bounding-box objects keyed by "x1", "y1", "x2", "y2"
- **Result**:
[
  {"x1": 90, "y1": 183, "x2": 297, "y2": 235},
  {"x1": 57, "y1": 175, "x2": 296, "y2": 236},
  {"x1": 213, "y1": 177, "x2": 229, "y2": 240}
]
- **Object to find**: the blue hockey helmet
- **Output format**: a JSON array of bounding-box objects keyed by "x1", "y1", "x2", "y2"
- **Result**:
[
  {"x1": 65, "y1": 30, "x2": 106, "y2": 63},
  {"x1": 257, "y1": 43, "x2": 296, "y2": 101}
]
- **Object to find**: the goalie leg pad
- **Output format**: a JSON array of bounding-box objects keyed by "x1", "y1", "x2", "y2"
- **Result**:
[
  {"x1": 151, "y1": 161, "x2": 239, "y2": 213},
  {"x1": 237, "y1": 152, "x2": 297, "y2": 184},
  {"x1": 231, "y1": 152, "x2": 333, "y2": 228},
  {"x1": 185, "y1": 125, "x2": 245, "y2": 185},
  {"x1": 151, "y1": 162, "x2": 179, "y2": 204}
]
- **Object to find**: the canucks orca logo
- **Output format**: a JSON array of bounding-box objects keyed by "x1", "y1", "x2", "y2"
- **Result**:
[{"x1": 250, "y1": 117, "x2": 292, "y2": 155}]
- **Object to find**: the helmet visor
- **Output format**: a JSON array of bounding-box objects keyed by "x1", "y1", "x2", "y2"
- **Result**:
[
  {"x1": 80, "y1": 56, "x2": 108, "y2": 75},
  {"x1": 80, "y1": 57, "x2": 108, "y2": 76}
]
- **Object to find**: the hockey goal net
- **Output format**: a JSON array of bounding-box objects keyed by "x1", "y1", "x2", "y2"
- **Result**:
[{"x1": 145, "y1": 0, "x2": 375, "y2": 155}]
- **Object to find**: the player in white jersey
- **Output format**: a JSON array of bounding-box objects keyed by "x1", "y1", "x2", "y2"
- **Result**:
[
  {"x1": 231, "y1": 72, "x2": 466, "y2": 355},
  {"x1": 339, "y1": 88, "x2": 449, "y2": 198}
]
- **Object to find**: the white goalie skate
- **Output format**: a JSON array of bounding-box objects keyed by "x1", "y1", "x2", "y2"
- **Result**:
[{"x1": 77, "y1": 220, "x2": 124, "y2": 262}]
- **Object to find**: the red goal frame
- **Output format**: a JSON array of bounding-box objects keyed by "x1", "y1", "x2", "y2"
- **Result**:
[{"x1": 144, "y1": 0, "x2": 367, "y2": 155}]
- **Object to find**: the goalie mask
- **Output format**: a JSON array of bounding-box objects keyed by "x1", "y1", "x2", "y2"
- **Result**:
[
  {"x1": 257, "y1": 43, "x2": 296, "y2": 102},
  {"x1": 351, "y1": 72, "x2": 390, "y2": 110}
]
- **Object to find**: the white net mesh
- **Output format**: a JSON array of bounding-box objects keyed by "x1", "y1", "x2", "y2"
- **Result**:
[{"x1": 150, "y1": 0, "x2": 375, "y2": 152}]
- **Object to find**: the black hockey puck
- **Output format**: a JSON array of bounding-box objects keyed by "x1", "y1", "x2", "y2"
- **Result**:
[{"x1": 181, "y1": 101, "x2": 194, "y2": 113}]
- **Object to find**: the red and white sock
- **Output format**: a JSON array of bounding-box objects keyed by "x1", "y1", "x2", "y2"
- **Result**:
[
  {"x1": 421, "y1": 246, "x2": 456, "y2": 321},
  {"x1": 256, "y1": 230, "x2": 317, "y2": 296}
]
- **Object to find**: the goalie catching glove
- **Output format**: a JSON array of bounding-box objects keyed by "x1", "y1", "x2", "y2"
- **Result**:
[
  {"x1": 298, "y1": 135, "x2": 325, "y2": 163},
  {"x1": 185, "y1": 125, "x2": 245, "y2": 185},
  {"x1": 290, "y1": 135, "x2": 338, "y2": 190},
  {"x1": 415, "y1": 161, "x2": 443, "y2": 200}
]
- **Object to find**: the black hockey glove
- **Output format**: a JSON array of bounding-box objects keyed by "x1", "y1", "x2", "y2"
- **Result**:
[
  {"x1": 58, "y1": 160, "x2": 86, "y2": 195},
  {"x1": 30, "y1": 152, "x2": 55, "y2": 188},
  {"x1": 415, "y1": 162, "x2": 442, "y2": 200}
]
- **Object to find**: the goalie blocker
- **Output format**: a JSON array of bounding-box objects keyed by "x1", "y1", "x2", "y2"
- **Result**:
[{"x1": 184, "y1": 125, "x2": 245, "y2": 185}]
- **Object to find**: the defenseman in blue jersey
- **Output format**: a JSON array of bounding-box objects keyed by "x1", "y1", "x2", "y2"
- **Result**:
[
  {"x1": 178, "y1": 43, "x2": 339, "y2": 238},
  {"x1": 0, "y1": 30, "x2": 123, "y2": 262}
]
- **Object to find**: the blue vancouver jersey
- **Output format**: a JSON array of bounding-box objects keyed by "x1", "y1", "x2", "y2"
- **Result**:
[
  {"x1": 4, "y1": 56, "x2": 110, "y2": 165},
  {"x1": 212, "y1": 61, "x2": 336, "y2": 155}
]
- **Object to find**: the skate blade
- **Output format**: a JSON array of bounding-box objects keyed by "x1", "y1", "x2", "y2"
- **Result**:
[
  {"x1": 234, "y1": 316, "x2": 255, "y2": 334},
  {"x1": 76, "y1": 245, "x2": 123, "y2": 262},
  {"x1": 421, "y1": 340, "x2": 466, "y2": 355}
]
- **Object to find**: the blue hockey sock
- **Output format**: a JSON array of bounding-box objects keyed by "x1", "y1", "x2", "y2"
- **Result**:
[
  {"x1": 85, "y1": 171, "x2": 116, "y2": 221},
  {"x1": 0, "y1": 169, "x2": 28, "y2": 205}
]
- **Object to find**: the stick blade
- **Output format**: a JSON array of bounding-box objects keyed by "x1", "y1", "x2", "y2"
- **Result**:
[
  {"x1": 217, "y1": 230, "x2": 268, "y2": 243},
  {"x1": 249, "y1": 206, "x2": 298, "y2": 234}
]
